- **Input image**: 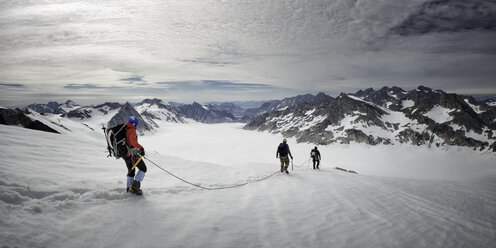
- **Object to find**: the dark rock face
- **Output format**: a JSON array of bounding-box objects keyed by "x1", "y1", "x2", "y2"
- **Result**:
[
  {"x1": 65, "y1": 108, "x2": 92, "y2": 119},
  {"x1": 178, "y1": 102, "x2": 236, "y2": 123},
  {"x1": 397, "y1": 129, "x2": 430, "y2": 146},
  {"x1": 480, "y1": 108, "x2": 496, "y2": 129},
  {"x1": 107, "y1": 102, "x2": 152, "y2": 134},
  {"x1": 244, "y1": 86, "x2": 496, "y2": 151},
  {"x1": 0, "y1": 108, "x2": 59, "y2": 134},
  {"x1": 95, "y1": 102, "x2": 122, "y2": 114}
]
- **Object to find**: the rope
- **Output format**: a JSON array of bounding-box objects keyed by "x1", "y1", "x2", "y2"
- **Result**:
[
  {"x1": 293, "y1": 158, "x2": 311, "y2": 168},
  {"x1": 143, "y1": 157, "x2": 280, "y2": 191}
]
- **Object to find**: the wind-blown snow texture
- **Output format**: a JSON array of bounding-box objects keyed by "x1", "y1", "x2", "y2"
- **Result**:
[{"x1": 1, "y1": 122, "x2": 495, "y2": 248}]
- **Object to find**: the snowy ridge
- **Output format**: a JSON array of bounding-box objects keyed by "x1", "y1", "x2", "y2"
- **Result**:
[
  {"x1": 134, "y1": 98, "x2": 187, "y2": 127},
  {"x1": 245, "y1": 87, "x2": 496, "y2": 151},
  {"x1": 4, "y1": 86, "x2": 496, "y2": 152}
]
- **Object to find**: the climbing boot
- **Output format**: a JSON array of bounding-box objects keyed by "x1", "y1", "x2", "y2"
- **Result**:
[{"x1": 129, "y1": 180, "x2": 143, "y2": 195}]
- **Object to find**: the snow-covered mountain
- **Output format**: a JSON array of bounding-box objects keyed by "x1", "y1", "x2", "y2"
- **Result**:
[
  {"x1": 24, "y1": 101, "x2": 62, "y2": 114},
  {"x1": 134, "y1": 98, "x2": 186, "y2": 128},
  {"x1": 207, "y1": 102, "x2": 245, "y2": 117},
  {"x1": 245, "y1": 86, "x2": 496, "y2": 152},
  {"x1": 5, "y1": 86, "x2": 496, "y2": 152},
  {"x1": 243, "y1": 92, "x2": 333, "y2": 117},
  {"x1": 53, "y1": 100, "x2": 81, "y2": 115},
  {"x1": 206, "y1": 100, "x2": 269, "y2": 110},
  {"x1": 5, "y1": 99, "x2": 183, "y2": 135},
  {"x1": 178, "y1": 102, "x2": 237, "y2": 123}
]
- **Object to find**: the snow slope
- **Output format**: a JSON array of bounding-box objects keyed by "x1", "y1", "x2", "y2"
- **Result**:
[{"x1": 1, "y1": 124, "x2": 495, "y2": 248}]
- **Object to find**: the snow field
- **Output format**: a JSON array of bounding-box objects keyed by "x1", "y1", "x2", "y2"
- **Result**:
[
  {"x1": 424, "y1": 105, "x2": 455, "y2": 124},
  {"x1": 1, "y1": 124, "x2": 496, "y2": 248}
]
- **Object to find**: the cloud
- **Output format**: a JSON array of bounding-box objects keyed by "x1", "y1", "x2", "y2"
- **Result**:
[
  {"x1": 64, "y1": 84, "x2": 109, "y2": 89},
  {"x1": 0, "y1": 0, "x2": 495, "y2": 106},
  {"x1": 0, "y1": 83, "x2": 25, "y2": 88},
  {"x1": 155, "y1": 80, "x2": 278, "y2": 94},
  {"x1": 120, "y1": 76, "x2": 144, "y2": 82},
  {"x1": 390, "y1": 0, "x2": 496, "y2": 36}
]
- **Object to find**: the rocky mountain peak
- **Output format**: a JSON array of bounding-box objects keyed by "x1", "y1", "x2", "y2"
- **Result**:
[
  {"x1": 107, "y1": 102, "x2": 152, "y2": 134},
  {"x1": 245, "y1": 87, "x2": 496, "y2": 151},
  {"x1": 64, "y1": 100, "x2": 78, "y2": 107},
  {"x1": 140, "y1": 98, "x2": 164, "y2": 106}
]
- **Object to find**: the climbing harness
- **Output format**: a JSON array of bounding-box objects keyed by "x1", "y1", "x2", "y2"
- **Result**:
[{"x1": 143, "y1": 157, "x2": 279, "y2": 191}]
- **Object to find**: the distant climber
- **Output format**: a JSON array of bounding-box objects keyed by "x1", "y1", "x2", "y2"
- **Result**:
[
  {"x1": 276, "y1": 138, "x2": 293, "y2": 174},
  {"x1": 124, "y1": 116, "x2": 147, "y2": 195},
  {"x1": 310, "y1": 146, "x2": 321, "y2": 169}
]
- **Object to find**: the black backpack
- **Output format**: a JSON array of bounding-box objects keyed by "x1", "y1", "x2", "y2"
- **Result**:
[
  {"x1": 277, "y1": 143, "x2": 288, "y2": 157},
  {"x1": 104, "y1": 124, "x2": 128, "y2": 159}
]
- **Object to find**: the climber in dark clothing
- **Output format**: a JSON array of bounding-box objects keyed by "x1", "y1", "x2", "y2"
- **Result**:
[
  {"x1": 276, "y1": 138, "x2": 293, "y2": 174},
  {"x1": 310, "y1": 146, "x2": 321, "y2": 169}
]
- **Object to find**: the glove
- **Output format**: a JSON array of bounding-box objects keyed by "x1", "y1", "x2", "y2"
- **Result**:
[
  {"x1": 129, "y1": 147, "x2": 139, "y2": 156},
  {"x1": 140, "y1": 147, "x2": 145, "y2": 157},
  {"x1": 290, "y1": 156, "x2": 293, "y2": 160}
]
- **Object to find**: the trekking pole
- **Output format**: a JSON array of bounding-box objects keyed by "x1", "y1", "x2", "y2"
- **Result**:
[{"x1": 291, "y1": 159, "x2": 294, "y2": 171}]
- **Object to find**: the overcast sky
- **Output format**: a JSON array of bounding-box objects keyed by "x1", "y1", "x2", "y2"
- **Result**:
[{"x1": 1, "y1": 0, "x2": 495, "y2": 107}]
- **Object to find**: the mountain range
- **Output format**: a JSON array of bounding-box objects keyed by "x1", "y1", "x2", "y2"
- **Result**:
[
  {"x1": 244, "y1": 86, "x2": 496, "y2": 152},
  {"x1": 2, "y1": 86, "x2": 495, "y2": 152}
]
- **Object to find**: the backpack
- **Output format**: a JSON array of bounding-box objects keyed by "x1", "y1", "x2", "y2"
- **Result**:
[
  {"x1": 277, "y1": 143, "x2": 288, "y2": 157},
  {"x1": 104, "y1": 124, "x2": 128, "y2": 159},
  {"x1": 311, "y1": 151, "x2": 316, "y2": 158}
]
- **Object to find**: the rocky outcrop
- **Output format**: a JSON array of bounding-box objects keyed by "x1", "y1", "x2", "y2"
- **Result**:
[{"x1": 0, "y1": 108, "x2": 59, "y2": 134}]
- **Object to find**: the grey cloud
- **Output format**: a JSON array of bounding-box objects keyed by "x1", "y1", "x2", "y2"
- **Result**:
[
  {"x1": 0, "y1": 0, "x2": 495, "y2": 107},
  {"x1": 156, "y1": 80, "x2": 275, "y2": 91},
  {"x1": 64, "y1": 84, "x2": 115, "y2": 89},
  {"x1": 0, "y1": 83, "x2": 25, "y2": 87},
  {"x1": 120, "y1": 77, "x2": 144, "y2": 82},
  {"x1": 390, "y1": 0, "x2": 496, "y2": 36}
]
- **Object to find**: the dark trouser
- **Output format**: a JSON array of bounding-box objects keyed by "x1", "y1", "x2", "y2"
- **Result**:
[
  {"x1": 124, "y1": 155, "x2": 147, "y2": 177},
  {"x1": 279, "y1": 156, "x2": 290, "y2": 172},
  {"x1": 312, "y1": 159, "x2": 320, "y2": 169}
]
